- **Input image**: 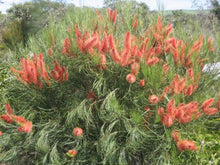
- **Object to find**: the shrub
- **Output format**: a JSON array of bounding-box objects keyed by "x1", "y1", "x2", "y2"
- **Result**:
[{"x1": 0, "y1": 8, "x2": 219, "y2": 164}]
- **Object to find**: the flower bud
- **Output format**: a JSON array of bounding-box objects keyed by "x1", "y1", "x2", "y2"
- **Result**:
[
  {"x1": 73, "y1": 127, "x2": 83, "y2": 136},
  {"x1": 148, "y1": 95, "x2": 159, "y2": 104},
  {"x1": 126, "y1": 73, "x2": 136, "y2": 84}
]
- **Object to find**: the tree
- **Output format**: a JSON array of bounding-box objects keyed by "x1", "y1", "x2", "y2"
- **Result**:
[
  {"x1": 1, "y1": 0, "x2": 66, "y2": 49},
  {"x1": 211, "y1": 0, "x2": 220, "y2": 20}
]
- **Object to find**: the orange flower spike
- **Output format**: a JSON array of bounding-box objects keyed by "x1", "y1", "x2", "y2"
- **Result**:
[
  {"x1": 126, "y1": 73, "x2": 136, "y2": 84},
  {"x1": 83, "y1": 36, "x2": 98, "y2": 51},
  {"x1": 74, "y1": 25, "x2": 82, "y2": 38},
  {"x1": 100, "y1": 37, "x2": 109, "y2": 53},
  {"x1": 107, "y1": 8, "x2": 117, "y2": 24},
  {"x1": 108, "y1": 34, "x2": 116, "y2": 49},
  {"x1": 64, "y1": 67, "x2": 69, "y2": 81},
  {"x1": 62, "y1": 38, "x2": 71, "y2": 55},
  {"x1": 51, "y1": 70, "x2": 60, "y2": 81},
  {"x1": 0, "y1": 131, "x2": 2, "y2": 136},
  {"x1": 147, "y1": 58, "x2": 160, "y2": 66},
  {"x1": 39, "y1": 54, "x2": 50, "y2": 84},
  {"x1": 5, "y1": 103, "x2": 13, "y2": 114},
  {"x1": 11, "y1": 115, "x2": 26, "y2": 124},
  {"x1": 187, "y1": 68, "x2": 194, "y2": 80},
  {"x1": 177, "y1": 140, "x2": 197, "y2": 151},
  {"x1": 131, "y1": 45, "x2": 137, "y2": 57},
  {"x1": 208, "y1": 37, "x2": 214, "y2": 52},
  {"x1": 120, "y1": 49, "x2": 130, "y2": 67},
  {"x1": 18, "y1": 121, "x2": 32, "y2": 133}
]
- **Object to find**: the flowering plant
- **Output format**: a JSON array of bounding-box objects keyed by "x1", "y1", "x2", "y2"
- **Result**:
[{"x1": 0, "y1": 7, "x2": 219, "y2": 164}]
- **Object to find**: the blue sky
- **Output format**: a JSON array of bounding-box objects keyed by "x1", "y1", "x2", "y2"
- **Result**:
[{"x1": 0, "y1": 0, "x2": 208, "y2": 13}]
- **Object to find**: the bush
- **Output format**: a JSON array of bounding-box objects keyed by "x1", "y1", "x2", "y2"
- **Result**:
[
  {"x1": 1, "y1": 19, "x2": 26, "y2": 50},
  {"x1": 0, "y1": 7, "x2": 219, "y2": 164}
]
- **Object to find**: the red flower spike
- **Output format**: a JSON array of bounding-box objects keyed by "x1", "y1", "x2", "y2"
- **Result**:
[
  {"x1": 139, "y1": 79, "x2": 145, "y2": 87},
  {"x1": 11, "y1": 115, "x2": 26, "y2": 123},
  {"x1": 126, "y1": 73, "x2": 136, "y2": 84},
  {"x1": 203, "y1": 108, "x2": 218, "y2": 116},
  {"x1": 120, "y1": 49, "x2": 130, "y2": 67},
  {"x1": 201, "y1": 98, "x2": 214, "y2": 110},
  {"x1": 163, "y1": 64, "x2": 170, "y2": 73},
  {"x1": 184, "y1": 85, "x2": 194, "y2": 96},
  {"x1": 160, "y1": 86, "x2": 169, "y2": 101},
  {"x1": 87, "y1": 91, "x2": 97, "y2": 100},
  {"x1": 162, "y1": 114, "x2": 173, "y2": 127},
  {"x1": 132, "y1": 16, "x2": 138, "y2": 29},
  {"x1": 95, "y1": 10, "x2": 103, "y2": 22},
  {"x1": 48, "y1": 48, "x2": 53, "y2": 56},
  {"x1": 147, "y1": 58, "x2": 160, "y2": 66},
  {"x1": 124, "y1": 31, "x2": 131, "y2": 50},
  {"x1": 0, "y1": 131, "x2": 2, "y2": 136},
  {"x1": 208, "y1": 37, "x2": 214, "y2": 52},
  {"x1": 100, "y1": 54, "x2": 106, "y2": 70},
  {"x1": 111, "y1": 48, "x2": 121, "y2": 64},
  {"x1": 166, "y1": 99, "x2": 175, "y2": 116},
  {"x1": 157, "y1": 16, "x2": 162, "y2": 31},
  {"x1": 157, "y1": 107, "x2": 164, "y2": 115},
  {"x1": 171, "y1": 131, "x2": 180, "y2": 143},
  {"x1": 1, "y1": 114, "x2": 13, "y2": 123},
  {"x1": 50, "y1": 32, "x2": 55, "y2": 47},
  {"x1": 177, "y1": 140, "x2": 197, "y2": 151},
  {"x1": 148, "y1": 95, "x2": 159, "y2": 104},
  {"x1": 5, "y1": 103, "x2": 13, "y2": 114},
  {"x1": 62, "y1": 38, "x2": 71, "y2": 55},
  {"x1": 67, "y1": 150, "x2": 77, "y2": 158},
  {"x1": 73, "y1": 127, "x2": 83, "y2": 136}
]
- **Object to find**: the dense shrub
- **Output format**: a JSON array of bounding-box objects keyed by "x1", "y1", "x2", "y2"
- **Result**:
[{"x1": 0, "y1": 7, "x2": 219, "y2": 164}]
